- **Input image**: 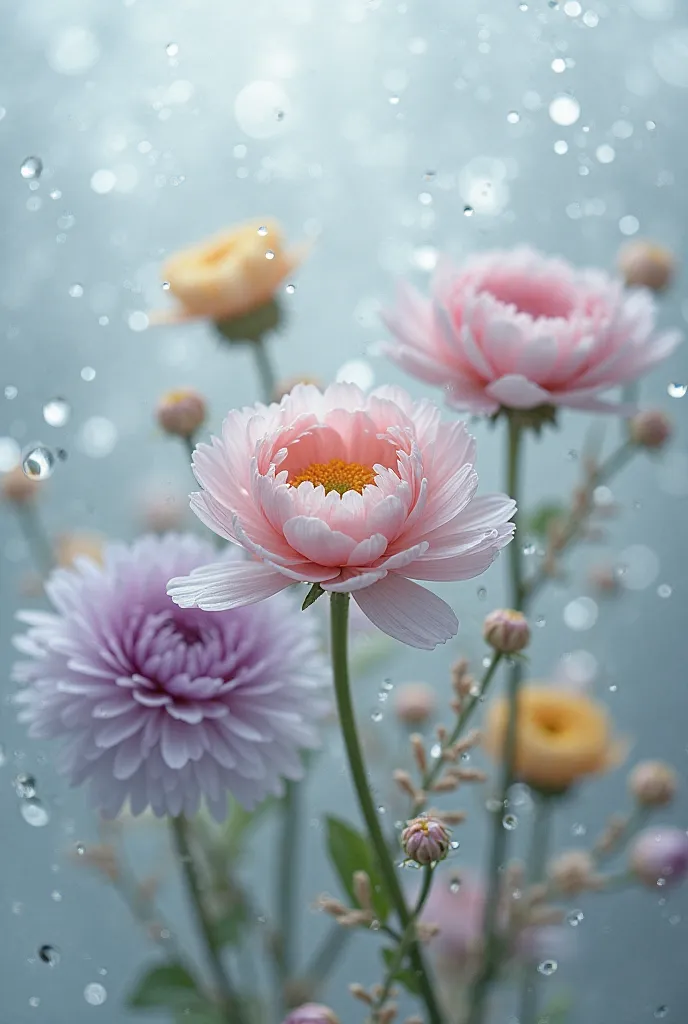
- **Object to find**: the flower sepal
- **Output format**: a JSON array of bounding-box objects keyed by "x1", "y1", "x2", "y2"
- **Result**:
[
  {"x1": 214, "y1": 298, "x2": 283, "y2": 346},
  {"x1": 302, "y1": 582, "x2": 325, "y2": 610},
  {"x1": 489, "y1": 404, "x2": 559, "y2": 435}
]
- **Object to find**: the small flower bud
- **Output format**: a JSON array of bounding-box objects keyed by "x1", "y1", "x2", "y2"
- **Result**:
[
  {"x1": 410, "y1": 733, "x2": 427, "y2": 774},
  {"x1": 401, "y1": 815, "x2": 451, "y2": 866},
  {"x1": 629, "y1": 409, "x2": 672, "y2": 450},
  {"x1": 425, "y1": 807, "x2": 467, "y2": 826},
  {"x1": 630, "y1": 827, "x2": 688, "y2": 888},
  {"x1": 353, "y1": 870, "x2": 372, "y2": 912},
  {"x1": 349, "y1": 984, "x2": 373, "y2": 1005},
  {"x1": 629, "y1": 761, "x2": 677, "y2": 808},
  {"x1": 394, "y1": 682, "x2": 436, "y2": 726},
  {"x1": 282, "y1": 1004, "x2": 340, "y2": 1024},
  {"x1": 1, "y1": 466, "x2": 40, "y2": 504},
  {"x1": 376, "y1": 1004, "x2": 398, "y2": 1023},
  {"x1": 547, "y1": 849, "x2": 596, "y2": 895},
  {"x1": 618, "y1": 240, "x2": 676, "y2": 293},
  {"x1": 156, "y1": 389, "x2": 207, "y2": 438},
  {"x1": 483, "y1": 609, "x2": 530, "y2": 654}
]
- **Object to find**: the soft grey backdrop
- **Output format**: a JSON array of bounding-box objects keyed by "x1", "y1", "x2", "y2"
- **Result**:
[{"x1": 1, "y1": 0, "x2": 687, "y2": 1021}]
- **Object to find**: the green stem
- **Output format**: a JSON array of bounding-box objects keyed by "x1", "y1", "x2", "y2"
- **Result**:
[
  {"x1": 16, "y1": 503, "x2": 54, "y2": 576},
  {"x1": 517, "y1": 796, "x2": 554, "y2": 1024},
  {"x1": 170, "y1": 817, "x2": 246, "y2": 1024},
  {"x1": 183, "y1": 435, "x2": 196, "y2": 463},
  {"x1": 466, "y1": 414, "x2": 525, "y2": 1024},
  {"x1": 253, "y1": 335, "x2": 277, "y2": 403},
  {"x1": 373, "y1": 865, "x2": 435, "y2": 1013},
  {"x1": 301, "y1": 925, "x2": 351, "y2": 994},
  {"x1": 276, "y1": 779, "x2": 299, "y2": 989},
  {"x1": 421, "y1": 651, "x2": 503, "y2": 797},
  {"x1": 329, "y1": 593, "x2": 444, "y2": 1024}
]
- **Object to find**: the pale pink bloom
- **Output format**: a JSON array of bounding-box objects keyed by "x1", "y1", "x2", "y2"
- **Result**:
[
  {"x1": 167, "y1": 383, "x2": 515, "y2": 650},
  {"x1": 382, "y1": 248, "x2": 681, "y2": 415}
]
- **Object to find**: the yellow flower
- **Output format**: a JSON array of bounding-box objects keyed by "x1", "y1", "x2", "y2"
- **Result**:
[
  {"x1": 153, "y1": 219, "x2": 303, "y2": 325},
  {"x1": 483, "y1": 686, "x2": 624, "y2": 792},
  {"x1": 56, "y1": 532, "x2": 105, "y2": 568}
]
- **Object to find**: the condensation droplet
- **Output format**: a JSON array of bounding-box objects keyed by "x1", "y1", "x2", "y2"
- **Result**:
[
  {"x1": 507, "y1": 110, "x2": 520, "y2": 123},
  {"x1": 371, "y1": 709, "x2": 383, "y2": 723},
  {"x1": 84, "y1": 983, "x2": 108, "y2": 1006},
  {"x1": 538, "y1": 959, "x2": 558, "y2": 976},
  {"x1": 22, "y1": 445, "x2": 55, "y2": 481},
  {"x1": 21, "y1": 800, "x2": 50, "y2": 827},
  {"x1": 285, "y1": 283, "x2": 296, "y2": 294},
  {"x1": 503, "y1": 813, "x2": 518, "y2": 830},
  {"x1": 265, "y1": 249, "x2": 275, "y2": 260},
  {"x1": 463, "y1": 205, "x2": 474, "y2": 216},
  {"x1": 668, "y1": 382, "x2": 687, "y2": 398},
  {"x1": 29, "y1": 997, "x2": 40, "y2": 1008},
  {"x1": 449, "y1": 878, "x2": 461, "y2": 893},
  {"x1": 81, "y1": 366, "x2": 96, "y2": 382},
  {"x1": 20, "y1": 156, "x2": 43, "y2": 180},
  {"x1": 43, "y1": 398, "x2": 71, "y2": 428},
  {"x1": 655, "y1": 1008, "x2": 668, "y2": 1020},
  {"x1": 69, "y1": 283, "x2": 84, "y2": 299},
  {"x1": 127, "y1": 311, "x2": 149, "y2": 332},
  {"x1": 567, "y1": 909, "x2": 584, "y2": 927},
  {"x1": 549, "y1": 94, "x2": 581, "y2": 126},
  {"x1": 38, "y1": 945, "x2": 61, "y2": 966},
  {"x1": 165, "y1": 42, "x2": 179, "y2": 57},
  {"x1": 14, "y1": 774, "x2": 37, "y2": 798}
]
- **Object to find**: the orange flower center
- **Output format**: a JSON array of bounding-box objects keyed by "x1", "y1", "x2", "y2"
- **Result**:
[{"x1": 290, "y1": 458, "x2": 376, "y2": 496}]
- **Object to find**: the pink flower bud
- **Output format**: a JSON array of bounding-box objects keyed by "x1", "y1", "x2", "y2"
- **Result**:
[
  {"x1": 629, "y1": 410, "x2": 672, "y2": 450},
  {"x1": 483, "y1": 609, "x2": 530, "y2": 654},
  {"x1": 394, "y1": 682, "x2": 436, "y2": 726},
  {"x1": 282, "y1": 1005, "x2": 340, "y2": 1024},
  {"x1": 630, "y1": 827, "x2": 688, "y2": 887},
  {"x1": 401, "y1": 815, "x2": 451, "y2": 866},
  {"x1": 156, "y1": 389, "x2": 207, "y2": 438},
  {"x1": 2, "y1": 466, "x2": 40, "y2": 504},
  {"x1": 618, "y1": 240, "x2": 676, "y2": 293},
  {"x1": 628, "y1": 761, "x2": 677, "y2": 808}
]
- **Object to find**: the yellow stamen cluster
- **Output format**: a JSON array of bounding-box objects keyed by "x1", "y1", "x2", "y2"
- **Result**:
[{"x1": 290, "y1": 458, "x2": 376, "y2": 496}]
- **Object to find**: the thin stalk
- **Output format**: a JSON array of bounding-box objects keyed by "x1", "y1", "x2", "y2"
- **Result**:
[
  {"x1": 253, "y1": 335, "x2": 277, "y2": 402},
  {"x1": 372, "y1": 865, "x2": 435, "y2": 1014},
  {"x1": 276, "y1": 779, "x2": 299, "y2": 989},
  {"x1": 183, "y1": 435, "x2": 196, "y2": 463},
  {"x1": 467, "y1": 414, "x2": 525, "y2": 1024},
  {"x1": 170, "y1": 817, "x2": 246, "y2": 1024},
  {"x1": 301, "y1": 925, "x2": 350, "y2": 993},
  {"x1": 16, "y1": 503, "x2": 54, "y2": 576},
  {"x1": 329, "y1": 593, "x2": 443, "y2": 1024},
  {"x1": 517, "y1": 796, "x2": 553, "y2": 1024},
  {"x1": 420, "y1": 651, "x2": 503, "y2": 796}
]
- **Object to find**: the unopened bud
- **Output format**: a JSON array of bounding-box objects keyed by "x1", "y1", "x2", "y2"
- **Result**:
[
  {"x1": 353, "y1": 871, "x2": 372, "y2": 912},
  {"x1": 629, "y1": 409, "x2": 672, "y2": 450},
  {"x1": 393, "y1": 682, "x2": 436, "y2": 726},
  {"x1": 483, "y1": 609, "x2": 530, "y2": 654},
  {"x1": 156, "y1": 388, "x2": 207, "y2": 438},
  {"x1": 410, "y1": 733, "x2": 427, "y2": 774},
  {"x1": 629, "y1": 760, "x2": 677, "y2": 808},
  {"x1": 618, "y1": 239, "x2": 676, "y2": 293},
  {"x1": 401, "y1": 815, "x2": 451, "y2": 866},
  {"x1": 630, "y1": 827, "x2": 688, "y2": 888},
  {"x1": 349, "y1": 984, "x2": 373, "y2": 1005},
  {"x1": 282, "y1": 1004, "x2": 340, "y2": 1024},
  {"x1": 547, "y1": 850, "x2": 596, "y2": 895},
  {"x1": 2, "y1": 466, "x2": 40, "y2": 504}
]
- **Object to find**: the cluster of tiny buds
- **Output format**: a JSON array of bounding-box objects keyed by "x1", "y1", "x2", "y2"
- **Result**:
[
  {"x1": 546, "y1": 850, "x2": 606, "y2": 896},
  {"x1": 349, "y1": 983, "x2": 424, "y2": 1023},
  {"x1": 316, "y1": 871, "x2": 375, "y2": 929},
  {"x1": 504, "y1": 863, "x2": 566, "y2": 932},
  {"x1": 592, "y1": 812, "x2": 631, "y2": 857}
]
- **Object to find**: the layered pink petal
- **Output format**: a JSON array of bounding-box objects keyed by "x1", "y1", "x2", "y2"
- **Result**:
[
  {"x1": 168, "y1": 561, "x2": 292, "y2": 610},
  {"x1": 353, "y1": 575, "x2": 458, "y2": 650}
]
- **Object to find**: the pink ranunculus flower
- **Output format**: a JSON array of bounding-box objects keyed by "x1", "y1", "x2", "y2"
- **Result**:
[
  {"x1": 167, "y1": 383, "x2": 515, "y2": 650},
  {"x1": 382, "y1": 247, "x2": 681, "y2": 415}
]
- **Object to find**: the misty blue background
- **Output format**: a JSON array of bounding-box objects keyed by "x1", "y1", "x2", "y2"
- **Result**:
[{"x1": 1, "y1": 0, "x2": 687, "y2": 1021}]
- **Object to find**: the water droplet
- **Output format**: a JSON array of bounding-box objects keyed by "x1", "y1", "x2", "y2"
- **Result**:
[
  {"x1": 418, "y1": 192, "x2": 433, "y2": 206},
  {"x1": 43, "y1": 398, "x2": 70, "y2": 428},
  {"x1": 388, "y1": 94, "x2": 400, "y2": 105},
  {"x1": 69, "y1": 283, "x2": 84, "y2": 298},
  {"x1": 4, "y1": 385, "x2": 18, "y2": 399},
  {"x1": 14, "y1": 773, "x2": 37, "y2": 798},
  {"x1": 165, "y1": 42, "x2": 179, "y2": 57},
  {"x1": 81, "y1": 366, "x2": 96, "y2": 382},
  {"x1": 450, "y1": 840, "x2": 460, "y2": 850},
  {"x1": 21, "y1": 800, "x2": 50, "y2": 827},
  {"x1": 75, "y1": 843, "x2": 86, "y2": 855},
  {"x1": 22, "y1": 445, "x2": 55, "y2": 481},
  {"x1": 522, "y1": 542, "x2": 536, "y2": 555},
  {"x1": 658, "y1": 583, "x2": 672, "y2": 598},
  {"x1": 370, "y1": 919, "x2": 380, "y2": 931},
  {"x1": 596, "y1": 143, "x2": 616, "y2": 164},
  {"x1": 502, "y1": 813, "x2": 518, "y2": 830},
  {"x1": 463, "y1": 205, "x2": 474, "y2": 216},
  {"x1": 51, "y1": 891, "x2": 62, "y2": 903},
  {"x1": 655, "y1": 1008, "x2": 668, "y2": 1020},
  {"x1": 265, "y1": 250, "x2": 276, "y2": 261},
  {"x1": 285, "y1": 283, "x2": 296, "y2": 294},
  {"x1": 668, "y1": 382, "x2": 687, "y2": 398},
  {"x1": 449, "y1": 878, "x2": 461, "y2": 893},
  {"x1": 38, "y1": 945, "x2": 61, "y2": 966},
  {"x1": 430, "y1": 743, "x2": 442, "y2": 759},
  {"x1": 377, "y1": 805, "x2": 386, "y2": 814},
  {"x1": 29, "y1": 997, "x2": 41, "y2": 1008},
  {"x1": 549, "y1": 95, "x2": 581, "y2": 126},
  {"x1": 567, "y1": 909, "x2": 584, "y2": 927},
  {"x1": 128, "y1": 311, "x2": 149, "y2": 332},
  {"x1": 257, "y1": 225, "x2": 268, "y2": 236},
  {"x1": 571, "y1": 822, "x2": 587, "y2": 836},
  {"x1": 381, "y1": 679, "x2": 394, "y2": 692},
  {"x1": 536, "y1": 615, "x2": 546, "y2": 627},
  {"x1": 371, "y1": 709, "x2": 383, "y2": 722},
  {"x1": 563, "y1": 596, "x2": 598, "y2": 631},
  {"x1": 507, "y1": 110, "x2": 520, "y2": 123},
  {"x1": 20, "y1": 157, "x2": 43, "y2": 180},
  {"x1": 477, "y1": 586, "x2": 487, "y2": 600},
  {"x1": 84, "y1": 983, "x2": 107, "y2": 1006},
  {"x1": 537, "y1": 959, "x2": 558, "y2": 976},
  {"x1": 551, "y1": 57, "x2": 566, "y2": 72}
]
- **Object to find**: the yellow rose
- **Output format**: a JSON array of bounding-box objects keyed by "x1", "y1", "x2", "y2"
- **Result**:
[
  {"x1": 483, "y1": 686, "x2": 624, "y2": 792},
  {"x1": 152, "y1": 219, "x2": 303, "y2": 325}
]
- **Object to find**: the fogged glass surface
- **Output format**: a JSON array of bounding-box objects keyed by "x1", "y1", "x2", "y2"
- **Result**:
[{"x1": 1, "y1": 1, "x2": 687, "y2": 1022}]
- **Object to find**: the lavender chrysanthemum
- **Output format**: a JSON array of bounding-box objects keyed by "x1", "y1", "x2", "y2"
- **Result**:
[{"x1": 13, "y1": 534, "x2": 328, "y2": 820}]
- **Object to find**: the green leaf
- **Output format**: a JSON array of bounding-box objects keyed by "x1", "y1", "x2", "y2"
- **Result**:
[
  {"x1": 127, "y1": 962, "x2": 203, "y2": 1011},
  {"x1": 527, "y1": 501, "x2": 566, "y2": 538},
  {"x1": 541, "y1": 990, "x2": 573, "y2": 1024},
  {"x1": 302, "y1": 583, "x2": 325, "y2": 610},
  {"x1": 325, "y1": 816, "x2": 390, "y2": 923},
  {"x1": 381, "y1": 947, "x2": 421, "y2": 995},
  {"x1": 174, "y1": 1011, "x2": 225, "y2": 1024}
]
